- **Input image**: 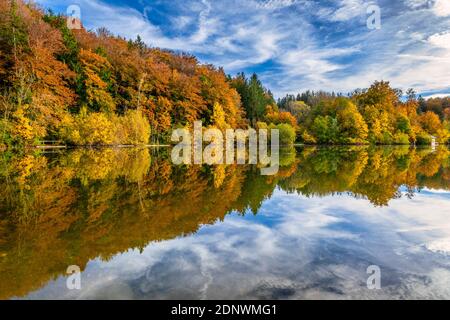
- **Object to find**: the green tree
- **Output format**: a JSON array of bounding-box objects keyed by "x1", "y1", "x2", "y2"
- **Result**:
[
  {"x1": 276, "y1": 123, "x2": 296, "y2": 146},
  {"x1": 311, "y1": 116, "x2": 339, "y2": 144},
  {"x1": 231, "y1": 73, "x2": 273, "y2": 126},
  {"x1": 396, "y1": 114, "x2": 411, "y2": 134}
]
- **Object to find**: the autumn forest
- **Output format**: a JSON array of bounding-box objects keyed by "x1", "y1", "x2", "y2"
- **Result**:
[{"x1": 0, "y1": 0, "x2": 449, "y2": 150}]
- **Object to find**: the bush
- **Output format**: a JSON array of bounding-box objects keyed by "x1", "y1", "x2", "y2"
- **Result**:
[
  {"x1": 256, "y1": 122, "x2": 269, "y2": 131},
  {"x1": 113, "y1": 110, "x2": 151, "y2": 145},
  {"x1": 84, "y1": 113, "x2": 115, "y2": 145},
  {"x1": 59, "y1": 112, "x2": 115, "y2": 146},
  {"x1": 301, "y1": 130, "x2": 317, "y2": 144},
  {"x1": 393, "y1": 132, "x2": 410, "y2": 145},
  {"x1": 255, "y1": 122, "x2": 296, "y2": 145},
  {"x1": 59, "y1": 110, "x2": 151, "y2": 146},
  {"x1": 380, "y1": 131, "x2": 393, "y2": 145},
  {"x1": 436, "y1": 129, "x2": 450, "y2": 144},
  {"x1": 416, "y1": 132, "x2": 432, "y2": 145},
  {"x1": 11, "y1": 107, "x2": 46, "y2": 146},
  {"x1": 276, "y1": 123, "x2": 296, "y2": 146}
]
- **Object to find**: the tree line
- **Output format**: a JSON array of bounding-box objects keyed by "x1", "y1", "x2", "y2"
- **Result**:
[
  {"x1": 1, "y1": 0, "x2": 449, "y2": 149},
  {"x1": 278, "y1": 84, "x2": 450, "y2": 145}
]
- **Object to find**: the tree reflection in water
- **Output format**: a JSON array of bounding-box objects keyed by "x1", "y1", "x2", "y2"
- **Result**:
[{"x1": 0, "y1": 146, "x2": 449, "y2": 299}]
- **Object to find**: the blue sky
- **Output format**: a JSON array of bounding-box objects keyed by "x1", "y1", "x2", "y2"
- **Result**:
[{"x1": 35, "y1": 0, "x2": 450, "y2": 98}]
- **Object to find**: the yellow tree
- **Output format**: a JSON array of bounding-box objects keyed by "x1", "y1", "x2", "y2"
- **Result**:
[
  {"x1": 419, "y1": 111, "x2": 442, "y2": 135},
  {"x1": 212, "y1": 102, "x2": 228, "y2": 131},
  {"x1": 336, "y1": 100, "x2": 368, "y2": 144}
]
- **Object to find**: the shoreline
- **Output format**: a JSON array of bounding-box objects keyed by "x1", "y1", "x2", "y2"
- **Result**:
[{"x1": 0, "y1": 143, "x2": 447, "y2": 151}]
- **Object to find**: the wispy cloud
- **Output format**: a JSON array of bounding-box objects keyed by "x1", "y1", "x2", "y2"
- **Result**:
[{"x1": 328, "y1": 0, "x2": 368, "y2": 22}]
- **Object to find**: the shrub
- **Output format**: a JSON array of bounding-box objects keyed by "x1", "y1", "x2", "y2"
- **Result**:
[
  {"x1": 416, "y1": 132, "x2": 432, "y2": 145},
  {"x1": 276, "y1": 123, "x2": 296, "y2": 146},
  {"x1": 393, "y1": 132, "x2": 410, "y2": 145},
  {"x1": 11, "y1": 107, "x2": 45, "y2": 145},
  {"x1": 436, "y1": 129, "x2": 450, "y2": 144},
  {"x1": 380, "y1": 131, "x2": 393, "y2": 145},
  {"x1": 256, "y1": 122, "x2": 269, "y2": 131},
  {"x1": 59, "y1": 111, "x2": 114, "y2": 146},
  {"x1": 301, "y1": 130, "x2": 317, "y2": 144},
  {"x1": 255, "y1": 122, "x2": 295, "y2": 145},
  {"x1": 84, "y1": 113, "x2": 115, "y2": 145},
  {"x1": 59, "y1": 110, "x2": 151, "y2": 146},
  {"x1": 113, "y1": 110, "x2": 151, "y2": 145}
]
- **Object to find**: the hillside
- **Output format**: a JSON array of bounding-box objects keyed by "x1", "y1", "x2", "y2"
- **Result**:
[{"x1": 0, "y1": 0, "x2": 250, "y2": 147}]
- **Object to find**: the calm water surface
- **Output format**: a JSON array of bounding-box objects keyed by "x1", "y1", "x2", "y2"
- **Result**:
[{"x1": 1, "y1": 146, "x2": 450, "y2": 299}]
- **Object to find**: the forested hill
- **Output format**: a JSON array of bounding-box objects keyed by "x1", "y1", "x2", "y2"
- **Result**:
[
  {"x1": 0, "y1": 0, "x2": 449, "y2": 149},
  {"x1": 0, "y1": 0, "x2": 257, "y2": 147}
]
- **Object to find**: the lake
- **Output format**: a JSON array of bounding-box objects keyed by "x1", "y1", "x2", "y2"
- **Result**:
[{"x1": 1, "y1": 146, "x2": 450, "y2": 299}]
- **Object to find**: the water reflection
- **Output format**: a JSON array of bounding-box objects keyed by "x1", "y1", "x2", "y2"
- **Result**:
[{"x1": 0, "y1": 146, "x2": 449, "y2": 299}]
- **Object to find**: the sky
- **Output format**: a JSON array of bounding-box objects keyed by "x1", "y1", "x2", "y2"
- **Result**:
[{"x1": 34, "y1": 0, "x2": 450, "y2": 98}]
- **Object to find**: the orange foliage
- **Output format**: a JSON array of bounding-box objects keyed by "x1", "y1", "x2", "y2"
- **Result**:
[
  {"x1": 419, "y1": 111, "x2": 442, "y2": 135},
  {"x1": 265, "y1": 105, "x2": 297, "y2": 128}
]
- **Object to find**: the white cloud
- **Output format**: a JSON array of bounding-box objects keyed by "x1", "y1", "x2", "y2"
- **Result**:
[
  {"x1": 255, "y1": 0, "x2": 300, "y2": 10},
  {"x1": 329, "y1": 0, "x2": 367, "y2": 22},
  {"x1": 405, "y1": 0, "x2": 450, "y2": 17},
  {"x1": 433, "y1": 0, "x2": 450, "y2": 17},
  {"x1": 404, "y1": 0, "x2": 430, "y2": 9},
  {"x1": 273, "y1": 46, "x2": 360, "y2": 92},
  {"x1": 426, "y1": 239, "x2": 450, "y2": 254},
  {"x1": 171, "y1": 16, "x2": 193, "y2": 30},
  {"x1": 423, "y1": 93, "x2": 450, "y2": 99},
  {"x1": 428, "y1": 32, "x2": 450, "y2": 49},
  {"x1": 189, "y1": 0, "x2": 217, "y2": 44}
]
